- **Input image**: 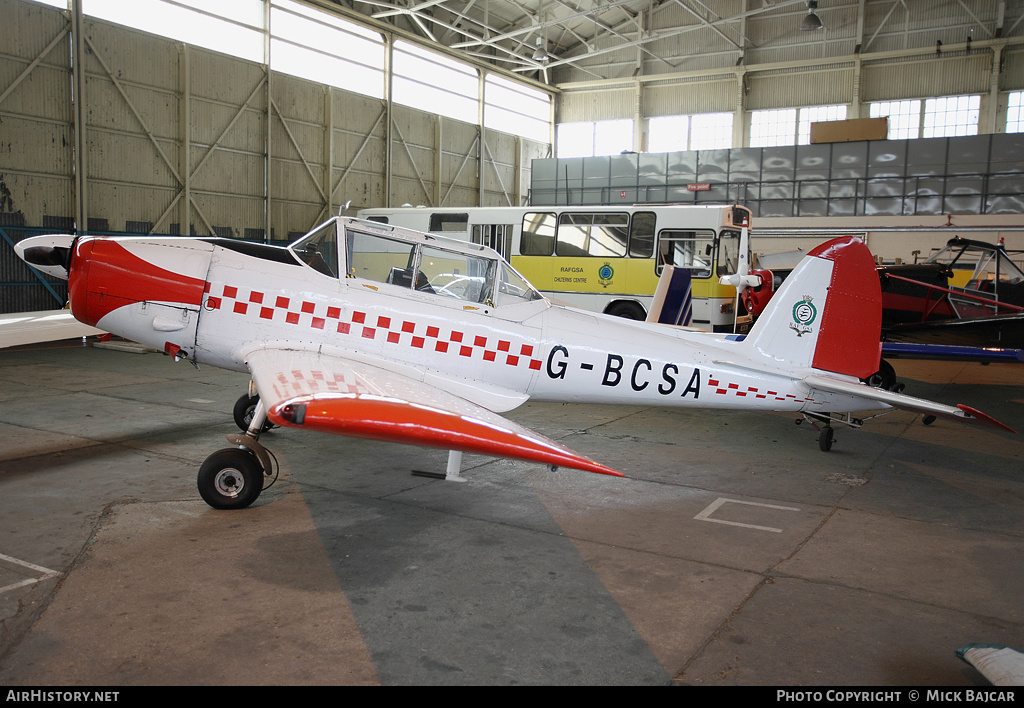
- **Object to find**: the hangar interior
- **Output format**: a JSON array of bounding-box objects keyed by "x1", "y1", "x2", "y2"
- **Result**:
[
  {"x1": 5, "y1": 0, "x2": 1024, "y2": 309},
  {"x1": 1, "y1": 0, "x2": 1023, "y2": 687}
]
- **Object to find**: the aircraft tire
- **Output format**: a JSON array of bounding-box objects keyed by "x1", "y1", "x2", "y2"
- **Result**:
[
  {"x1": 818, "y1": 426, "x2": 834, "y2": 452},
  {"x1": 233, "y1": 394, "x2": 274, "y2": 433},
  {"x1": 864, "y1": 359, "x2": 896, "y2": 390},
  {"x1": 606, "y1": 301, "x2": 646, "y2": 320},
  {"x1": 198, "y1": 448, "x2": 264, "y2": 510}
]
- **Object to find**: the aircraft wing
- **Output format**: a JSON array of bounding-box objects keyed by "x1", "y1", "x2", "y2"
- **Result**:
[
  {"x1": 803, "y1": 374, "x2": 1016, "y2": 433},
  {"x1": 957, "y1": 644, "x2": 1024, "y2": 686},
  {"x1": 0, "y1": 310, "x2": 105, "y2": 349},
  {"x1": 243, "y1": 347, "x2": 622, "y2": 477}
]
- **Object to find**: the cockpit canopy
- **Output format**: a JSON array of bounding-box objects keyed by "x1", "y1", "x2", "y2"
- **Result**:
[
  {"x1": 288, "y1": 217, "x2": 541, "y2": 307},
  {"x1": 926, "y1": 237, "x2": 1024, "y2": 294}
]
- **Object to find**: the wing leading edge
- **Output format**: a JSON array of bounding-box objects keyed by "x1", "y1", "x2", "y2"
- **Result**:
[{"x1": 244, "y1": 347, "x2": 622, "y2": 477}]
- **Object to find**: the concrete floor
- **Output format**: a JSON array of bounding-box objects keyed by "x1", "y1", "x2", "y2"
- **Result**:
[{"x1": 0, "y1": 342, "x2": 1021, "y2": 686}]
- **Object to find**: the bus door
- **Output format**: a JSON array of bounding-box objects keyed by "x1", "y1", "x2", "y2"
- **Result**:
[
  {"x1": 471, "y1": 223, "x2": 514, "y2": 260},
  {"x1": 656, "y1": 228, "x2": 718, "y2": 327}
]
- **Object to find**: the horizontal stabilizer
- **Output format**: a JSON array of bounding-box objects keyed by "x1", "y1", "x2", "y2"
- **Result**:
[{"x1": 803, "y1": 374, "x2": 1016, "y2": 433}]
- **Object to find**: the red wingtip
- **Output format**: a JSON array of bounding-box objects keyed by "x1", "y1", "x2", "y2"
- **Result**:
[{"x1": 956, "y1": 404, "x2": 1017, "y2": 434}]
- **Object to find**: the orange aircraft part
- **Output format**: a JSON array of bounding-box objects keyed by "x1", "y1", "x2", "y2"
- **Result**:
[{"x1": 267, "y1": 394, "x2": 623, "y2": 477}]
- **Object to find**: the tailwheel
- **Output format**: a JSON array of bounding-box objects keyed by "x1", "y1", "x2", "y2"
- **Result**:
[
  {"x1": 233, "y1": 394, "x2": 274, "y2": 433},
  {"x1": 818, "y1": 425, "x2": 835, "y2": 452},
  {"x1": 864, "y1": 359, "x2": 897, "y2": 390},
  {"x1": 198, "y1": 448, "x2": 264, "y2": 510}
]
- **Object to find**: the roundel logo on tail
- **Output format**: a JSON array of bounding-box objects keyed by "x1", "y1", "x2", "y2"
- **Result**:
[{"x1": 790, "y1": 296, "x2": 817, "y2": 336}]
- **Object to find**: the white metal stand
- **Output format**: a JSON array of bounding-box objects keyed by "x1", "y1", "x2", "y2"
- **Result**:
[{"x1": 445, "y1": 450, "x2": 466, "y2": 482}]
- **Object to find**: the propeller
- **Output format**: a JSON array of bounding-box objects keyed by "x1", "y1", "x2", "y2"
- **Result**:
[{"x1": 14, "y1": 234, "x2": 77, "y2": 280}]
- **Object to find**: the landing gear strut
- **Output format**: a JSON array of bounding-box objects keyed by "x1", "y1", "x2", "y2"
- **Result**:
[
  {"x1": 233, "y1": 393, "x2": 274, "y2": 433},
  {"x1": 199, "y1": 392, "x2": 278, "y2": 509},
  {"x1": 797, "y1": 414, "x2": 840, "y2": 451}
]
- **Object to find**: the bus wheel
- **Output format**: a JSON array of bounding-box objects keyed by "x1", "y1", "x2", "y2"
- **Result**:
[{"x1": 606, "y1": 302, "x2": 646, "y2": 320}]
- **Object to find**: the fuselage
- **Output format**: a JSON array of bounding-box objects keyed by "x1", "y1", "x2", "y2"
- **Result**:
[{"x1": 54, "y1": 224, "x2": 883, "y2": 419}]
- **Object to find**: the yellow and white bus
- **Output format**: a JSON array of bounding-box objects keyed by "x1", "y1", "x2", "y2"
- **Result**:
[{"x1": 355, "y1": 203, "x2": 753, "y2": 331}]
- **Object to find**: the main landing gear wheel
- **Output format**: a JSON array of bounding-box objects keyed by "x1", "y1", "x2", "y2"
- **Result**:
[
  {"x1": 198, "y1": 448, "x2": 264, "y2": 510},
  {"x1": 865, "y1": 359, "x2": 897, "y2": 390},
  {"x1": 606, "y1": 301, "x2": 646, "y2": 320},
  {"x1": 233, "y1": 394, "x2": 274, "y2": 433},
  {"x1": 818, "y1": 425, "x2": 835, "y2": 452}
]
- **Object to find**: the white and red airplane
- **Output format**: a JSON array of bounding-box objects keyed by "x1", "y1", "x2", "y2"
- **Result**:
[{"x1": 14, "y1": 217, "x2": 1014, "y2": 509}]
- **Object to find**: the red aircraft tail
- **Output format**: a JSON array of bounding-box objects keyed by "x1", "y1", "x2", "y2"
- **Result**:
[{"x1": 744, "y1": 236, "x2": 882, "y2": 379}]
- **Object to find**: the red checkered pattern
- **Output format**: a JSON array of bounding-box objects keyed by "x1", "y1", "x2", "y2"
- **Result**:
[
  {"x1": 271, "y1": 368, "x2": 370, "y2": 400},
  {"x1": 707, "y1": 378, "x2": 806, "y2": 403},
  {"x1": 206, "y1": 283, "x2": 544, "y2": 371}
]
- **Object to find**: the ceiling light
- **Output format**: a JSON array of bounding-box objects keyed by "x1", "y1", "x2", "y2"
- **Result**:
[
  {"x1": 801, "y1": 1, "x2": 823, "y2": 31},
  {"x1": 532, "y1": 37, "x2": 548, "y2": 62}
]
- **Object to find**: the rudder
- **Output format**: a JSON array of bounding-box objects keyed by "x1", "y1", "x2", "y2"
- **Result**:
[{"x1": 744, "y1": 236, "x2": 882, "y2": 379}]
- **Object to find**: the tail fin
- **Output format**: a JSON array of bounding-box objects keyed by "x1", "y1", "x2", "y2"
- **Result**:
[{"x1": 744, "y1": 236, "x2": 882, "y2": 379}]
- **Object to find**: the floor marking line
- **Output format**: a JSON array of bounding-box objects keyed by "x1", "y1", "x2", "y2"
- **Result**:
[
  {"x1": 693, "y1": 497, "x2": 801, "y2": 533},
  {"x1": 0, "y1": 552, "x2": 59, "y2": 594}
]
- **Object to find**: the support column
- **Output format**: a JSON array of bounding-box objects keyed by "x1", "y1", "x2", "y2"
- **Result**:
[{"x1": 72, "y1": 0, "x2": 88, "y2": 232}]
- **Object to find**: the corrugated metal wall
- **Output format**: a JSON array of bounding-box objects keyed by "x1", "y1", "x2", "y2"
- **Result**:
[
  {"x1": 861, "y1": 52, "x2": 992, "y2": 102},
  {"x1": 558, "y1": 85, "x2": 636, "y2": 122},
  {"x1": 0, "y1": 1, "x2": 74, "y2": 231},
  {"x1": 746, "y1": 66, "x2": 855, "y2": 110},
  {"x1": 0, "y1": 0, "x2": 550, "y2": 312},
  {"x1": 643, "y1": 78, "x2": 735, "y2": 118}
]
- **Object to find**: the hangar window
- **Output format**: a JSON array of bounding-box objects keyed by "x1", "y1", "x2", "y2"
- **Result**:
[
  {"x1": 393, "y1": 41, "x2": 478, "y2": 124},
  {"x1": 870, "y1": 100, "x2": 922, "y2": 140},
  {"x1": 797, "y1": 104, "x2": 847, "y2": 144},
  {"x1": 83, "y1": 0, "x2": 265, "y2": 63},
  {"x1": 648, "y1": 115, "x2": 690, "y2": 153},
  {"x1": 648, "y1": 113, "x2": 735, "y2": 152},
  {"x1": 484, "y1": 75, "x2": 552, "y2": 144},
  {"x1": 269, "y1": 0, "x2": 385, "y2": 99},
  {"x1": 690, "y1": 113, "x2": 734, "y2": 150},
  {"x1": 1008, "y1": 92, "x2": 1024, "y2": 133},
  {"x1": 923, "y1": 95, "x2": 980, "y2": 138},
  {"x1": 749, "y1": 108, "x2": 798, "y2": 148},
  {"x1": 750, "y1": 105, "x2": 846, "y2": 147},
  {"x1": 556, "y1": 120, "x2": 633, "y2": 158}
]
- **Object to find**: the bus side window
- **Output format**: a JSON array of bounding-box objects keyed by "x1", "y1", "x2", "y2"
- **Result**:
[
  {"x1": 556, "y1": 213, "x2": 590, "y2": 257},
  {"x1": 591, "y1": 213, "x2": 628, "y2": 257},
  {"x1": 629, "y1": 212, "x2": 656, "y2": 258},
  {"x1": 657, "y1": 230, "x2": 714, "y2": 277},
  {"x1": 521, "y1": 213, "x2": 556, "y2": 255},
  {"x1": 428, "y1": 213, "x2": 469, "y2": 233}
]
